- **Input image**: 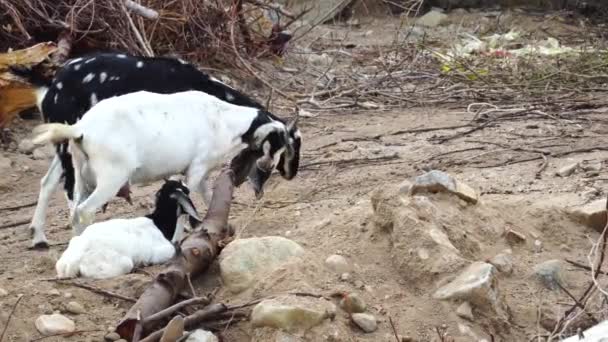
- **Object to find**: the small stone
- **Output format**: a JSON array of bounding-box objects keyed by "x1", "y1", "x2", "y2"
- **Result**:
[
  {"x1": 351, "y1": 313, "x2": 378, "y2": 333},
  {"x1": 398, "y1": 180, "x2": 412, "y2": 195},
  {"x1": 64, "y1": 292, "x2": 73, "y2": 299},
  {"x1": 339, "y1": 293, "x2": 366, "y2": 313},
  {"x1": 104, "y1": 332, "x2": 121, "y2": 341},
  {"x1": 18, "y1": 139, "x2": 35, "y2": 154},
  {"x1": 434, "y1": 262, "x2": 502, "y2": 313},
  {"x1": 65, "y1": 301, "x2": 86, "y2": 315},
  {"x1": 325, "y1": 254, "x2": 350, "y2": 274},
  {"x1": 416, "y1": 9, "x2": 447, "y2": 27},
  {"x1": 32, "y1": 145, "x2": 55, "y2": 160},
  {"x1": 354, "y1": 280, "x2": 364, "y2": 289},
  {"x1": 534, "y1": 259, "x2": 563, "y2": 290},
  {"x1": 0, "y1": 156, "x2": 11, "y2": 171},
  {"x1": 0, "y1": 288, "x2": 8, "y2": 297},
  {"x1": 251, "y1": 295, "x2": 335, "y2": 333},
  {"x1": 489, "y1": 251, "x2": 513, "y2": 274},
  {"x1": 560, "y1": 244, "x2": 570, "y2": 252},
  {"x1": 35, "y1": 314, "x2": 76, "y2": 336},
  {"x1": 409, "y1": 170, "x2": 478, "y2": 204},
  {"x1": 340, "y1": 273, "x2": 351, "y2": 281},
  {"x1": 48, "y1": 289, "x2": 61, "y2": 296},
  {"x1": 184, "y1": 329, "x2": 218, "y2": 342},
  {"x1": 556, "y1": 162, "x2": 579, "y2": 177},
  {"x1": 566, "y1": 199, "x2": 607, "y2": 232},
  {"x1": 456, "y1": 302, "x2": 474, "y2": 321},
  {"x1": 533, "y1": 240, "x2": 543, "y2": 253},
  {"x1": 505, "y1": 229, "x2": 526, "y2": 244},
  {"x1": 581, "y1": 161, "x2": 602, "y2": 172}
]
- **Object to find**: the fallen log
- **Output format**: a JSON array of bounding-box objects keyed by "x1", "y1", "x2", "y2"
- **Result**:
[{"x1": 116, "y1": 167, "x2": 237, "y2": 341}]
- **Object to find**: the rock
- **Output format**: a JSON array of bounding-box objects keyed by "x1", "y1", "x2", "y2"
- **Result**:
[
  {"x1": 434, "y1": 262, "x2": 504, "y2": 314},
  {"x1": 489, "y1": 250, "x2": 513, "y2": 274},
  {"x1": 18, "y1": 139, "x2": 35, "y2": 154},
  {"x1": 251, "y1": 295, "x2": 335, "y2": 333},
  {"x1": 0, "y1": 156, "x2": 11, "y2": 171},
  {"x1": 566, "y1": 199, "x2": 607, "y2": 232},
  {"x1": 219, "y1": 236, "x2": 305, "y2": 293},
  {"x1": 325, "y1": 254, "x2": 350, "y2": 274},
  {"x1": 351, "y1": 313, "x2": 378, "y2": 333},
  {"x1": 533, "y1": 240, "x2": 543, "y2": 253},
  {"x1": 308, "y1": 53, "x2": 332, "y2": 66},
  {"x1": 104, "y1": 332, "x2": 121, "y2": 341},
  {"x1": 32, "y1": 145, "x2": 55, "y2": 160},
  {"x1": 35, "y1": 314, "x2": 76, "y2": 336},
  {"x1": 48, "y1": 289, "x2": 61, "y2": 296},
  {"x1": 456, "y1": 302, "x2": 474, "y2": 321},
  {"x1": 534, "y1": 259, "x2": 563, "y2": 291},
  {"x1": 160, "y1": 316, "x2": 184, "y2": 342},
  {"x1": 409, "y1": 170, "x2": 478, "y2": 204},
  {"x1": 340, "y1": 273, "x2": 351, "y2": 281},
  {"x1": 556, "y1": 162, "x2": 579, "y2": 177},
  {"x1": 416, "y1": 9, "x2": 447, "y2": 27},
  {"x1": 339, "y1": 293, "x2": 366, "y2": 313},
  {"x1": 65, "y1": 301, "x2": 86, "y2": 315},
  {"x1": 398, "y1": 180, "x2": 412, "y2": 195},
  {"x1": 184, "y1": 329, "x2": 218, "y2": 342},
  {"x1": 581, "y1": 161, "x2": 602, "y2": 172},
  {"x1": 505, "y1": 229, "x2": 526, "y2": 244},
  {"x1": 0, "y1": 287, "x2": 8, "y2": 297}
]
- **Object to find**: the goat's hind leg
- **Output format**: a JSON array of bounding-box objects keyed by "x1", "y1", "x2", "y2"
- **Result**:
[
  {"x1": 29, "y1": 154, "x2": 63, "y2": 249},
  {"x1": 71, "y1": 166, "x2": 129, "y2": 235}
]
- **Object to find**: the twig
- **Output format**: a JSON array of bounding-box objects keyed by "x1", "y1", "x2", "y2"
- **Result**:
[
  {"x1": 41, "y1": 279, "x2": 136, "y2": 303},
  {"x1": 124, "y1": 0, "x2": 159, "y2": 20},
  {"x1": 536, "y1": 154, "x2": 549, "y2": 179},
  {"x1": 565, "y1": 259, "x2": 608, "y2": 276},
  {"x1": 143, "y1": 297, "x2": 210, "y2": 326},
  {"x1": 0, "y1": 219, "x2": 30, "y2": 230},
  {"x1": 120, "y1": 0, "x2": 154, "y2": 56},
  {"x1": 388, "y1": 316, "x2": 400, "y2": 342},
  {"x1": 389, "y1": 124, "x2": 471, "y2": 136},
  {"x1": 0, "y1": 200, "x2": 37, "y2": 212},
  {"x1": 0, "y1": 294, "x2": 23, "y2": 342}
]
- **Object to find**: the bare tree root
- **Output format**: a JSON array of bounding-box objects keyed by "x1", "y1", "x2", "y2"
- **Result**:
[{"x1": 115, "y1": 168, "x2": 237, "y2": 341}]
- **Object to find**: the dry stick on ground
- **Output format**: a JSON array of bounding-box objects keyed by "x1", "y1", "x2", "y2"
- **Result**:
[
  {"x1": 0, "y1": 200, "x2": 38, "y2": 212},
  {"x1": 0, "y1": 294, "x2": 23, "y2": 342},
  {"x1": 0, "y1": 219, "x2": 30, "y2": 230},
  {"x1": 566, "y1": 259, "x2": 608, "y2": 276},
  {"x1": 115, "y1": 168, "x2": 237, "y2": 341},
  {"x1": 42, "y1": 279, "x2": 137, "y2": 303}
]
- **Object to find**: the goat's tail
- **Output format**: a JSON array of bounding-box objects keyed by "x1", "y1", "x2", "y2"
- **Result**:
[
  {"x1": 9, "y1": 65, "x2": 52, "y2": 88},
  {"x1": 32, "y1": 123, "x2": 81, "y2": 145}
]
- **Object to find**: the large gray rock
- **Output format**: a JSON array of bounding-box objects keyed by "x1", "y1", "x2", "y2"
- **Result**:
[
  {"x1": 219, "y1": 236, "x2": 305, "y2": 293},
  {"x1": 35, "y1": 314, "x2": 75, "y2": 336},
  {"x1": 409, "y1": 170, "x2": 478, "y2": 204},
  {"x1": 434, "y1": 262, "x2": 504, "y2": 314},
  {"x1": 251, "y1": 295, "x2": 336, "y2": 333},
  {"x1": 566, "y1": 199, "x2": 607, "y2": 232}
]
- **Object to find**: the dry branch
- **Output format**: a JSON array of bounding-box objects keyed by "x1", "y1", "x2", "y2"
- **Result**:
[
  {"x1": 125, "y1": 0, "x2": 159, "y2": 20},
  {"x1": 116, "y1": 168, "x2": 237, "y2": 341}
]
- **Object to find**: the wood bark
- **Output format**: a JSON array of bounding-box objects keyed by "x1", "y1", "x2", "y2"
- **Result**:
[
  {"x1": 125, "y1": 0, "x2": 160, "y2": 20},
  {"x1": 116, "y1": 168, "x2": 237, "y2": 341}
]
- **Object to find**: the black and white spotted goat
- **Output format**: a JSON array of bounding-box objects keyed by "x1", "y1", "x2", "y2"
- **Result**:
[
  {"x1": 32, "y1": 89, "x2": 299, "y2": 237},
  {"x1": 10, "y1": 52, "x2": 301, "y2": 248},
  {"x1": 55, "y1": 179, "x2": 200, "y2": 279}
]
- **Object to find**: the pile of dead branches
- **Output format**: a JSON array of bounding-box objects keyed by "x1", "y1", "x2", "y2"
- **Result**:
[{"x1": 0, "y1": 0, "x2": 293, "y2": 67}]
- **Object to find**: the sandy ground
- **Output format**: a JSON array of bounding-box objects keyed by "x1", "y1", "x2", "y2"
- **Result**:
[{"x1": 1, "y1": 9, "x2": 607, "y2": 342}]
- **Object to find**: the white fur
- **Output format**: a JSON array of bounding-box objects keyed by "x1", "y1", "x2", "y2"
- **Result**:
[
  {"x1": 56, "y1": 217, "x2": 175, "y2": 279},
  {"x1": 33, "y1": 90, "x2": 286, "y2": 234},
  {"x1": 561, "y1": 319, "x2": 608, "y2": 341}
]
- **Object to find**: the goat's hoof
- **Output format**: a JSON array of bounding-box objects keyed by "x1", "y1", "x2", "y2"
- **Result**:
[{"x1": 29, "y1": 240, "x2": 49, "y2": 250}]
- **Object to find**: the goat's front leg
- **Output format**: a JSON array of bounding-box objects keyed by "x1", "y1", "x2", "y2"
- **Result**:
[
  {"x1": 186, "y1": 164, "x2": 212, "y2": 208},
  {"x1": 29, "y1": 154, "x2": 63, "y2": 249}
]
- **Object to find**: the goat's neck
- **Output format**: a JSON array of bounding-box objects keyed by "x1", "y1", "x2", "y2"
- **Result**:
[{"x1": 145, "y1": 208, "x2": 177, "y2": 241}]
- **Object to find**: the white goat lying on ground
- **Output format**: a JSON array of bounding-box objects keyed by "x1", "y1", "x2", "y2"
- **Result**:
[
  {"x1": 32, "y1": 90, "x2": 297, "y2": 234},
  {"x1": 56, "y1": 179, "x2": 200, "y2": 279}
]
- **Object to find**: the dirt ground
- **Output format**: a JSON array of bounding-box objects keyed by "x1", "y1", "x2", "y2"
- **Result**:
[{"x1": 1, "y1": 8, "x2": 607, "y2": 342}]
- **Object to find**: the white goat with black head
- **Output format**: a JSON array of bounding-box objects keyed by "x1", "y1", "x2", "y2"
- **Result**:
[
  {"x1": 10, "y1": 52, "x2": 301, "y2": 248},
  {"x1": 32, "y1": 89, "x2": 298, "y2": 235},
  {"x1": 56, "y1": 179, "x2": 200, "y2": 279}
]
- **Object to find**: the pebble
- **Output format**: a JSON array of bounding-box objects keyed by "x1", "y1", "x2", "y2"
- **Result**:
[
  {"x1": 533, "y1": 240, "x2": 543, "y2": 253},
  {"x1": 325, "y1": 254, "x2": 350, "y2": 274},
  {"x1": 63, "y1": 292, "x2": 73, "y2": 299},
  {"x1": 354, "y1": 280, "x2": 364, "y2": 289},
  {"x1": 505, "y1": 229, "x2": 526, "y2": 244},
  {"x1": 340, "y1": 273, "x2": 351, "y2": 281},
  {"x1": 65, "y1": 301, "x2": 86, "y2": 315},
  {"x1": 339, "y1": 293, "x2": 367, "y2": 314},
  {"x1": 351, "y1": 313, "x2": 378, "y2": 333},
  {"x1": 489, "y1": 250, "x2": 513, "y2": 274},
  {"x1": 534, "y1": 259, "x2": 563, "y2": 291},
  {"x1": 104, "y1": 332, "x2": 121, "y2": 341},
  {"x1": 456, "y1": 302, "x2": 474, "y2": 321},
  {"x1": 35, "y1": 314, "x2": 76, "y2": 336},
  {"x1": 184, "y1": 329, "x2": 218, "y2": 342},
  {"x1": 0, "y1": 287, "x2": 8, "y2": 297}
]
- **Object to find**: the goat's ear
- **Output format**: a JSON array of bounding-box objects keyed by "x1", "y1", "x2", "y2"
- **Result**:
[{"x1": 170, "y1": 192, "x2": 201, "y2": 222}]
